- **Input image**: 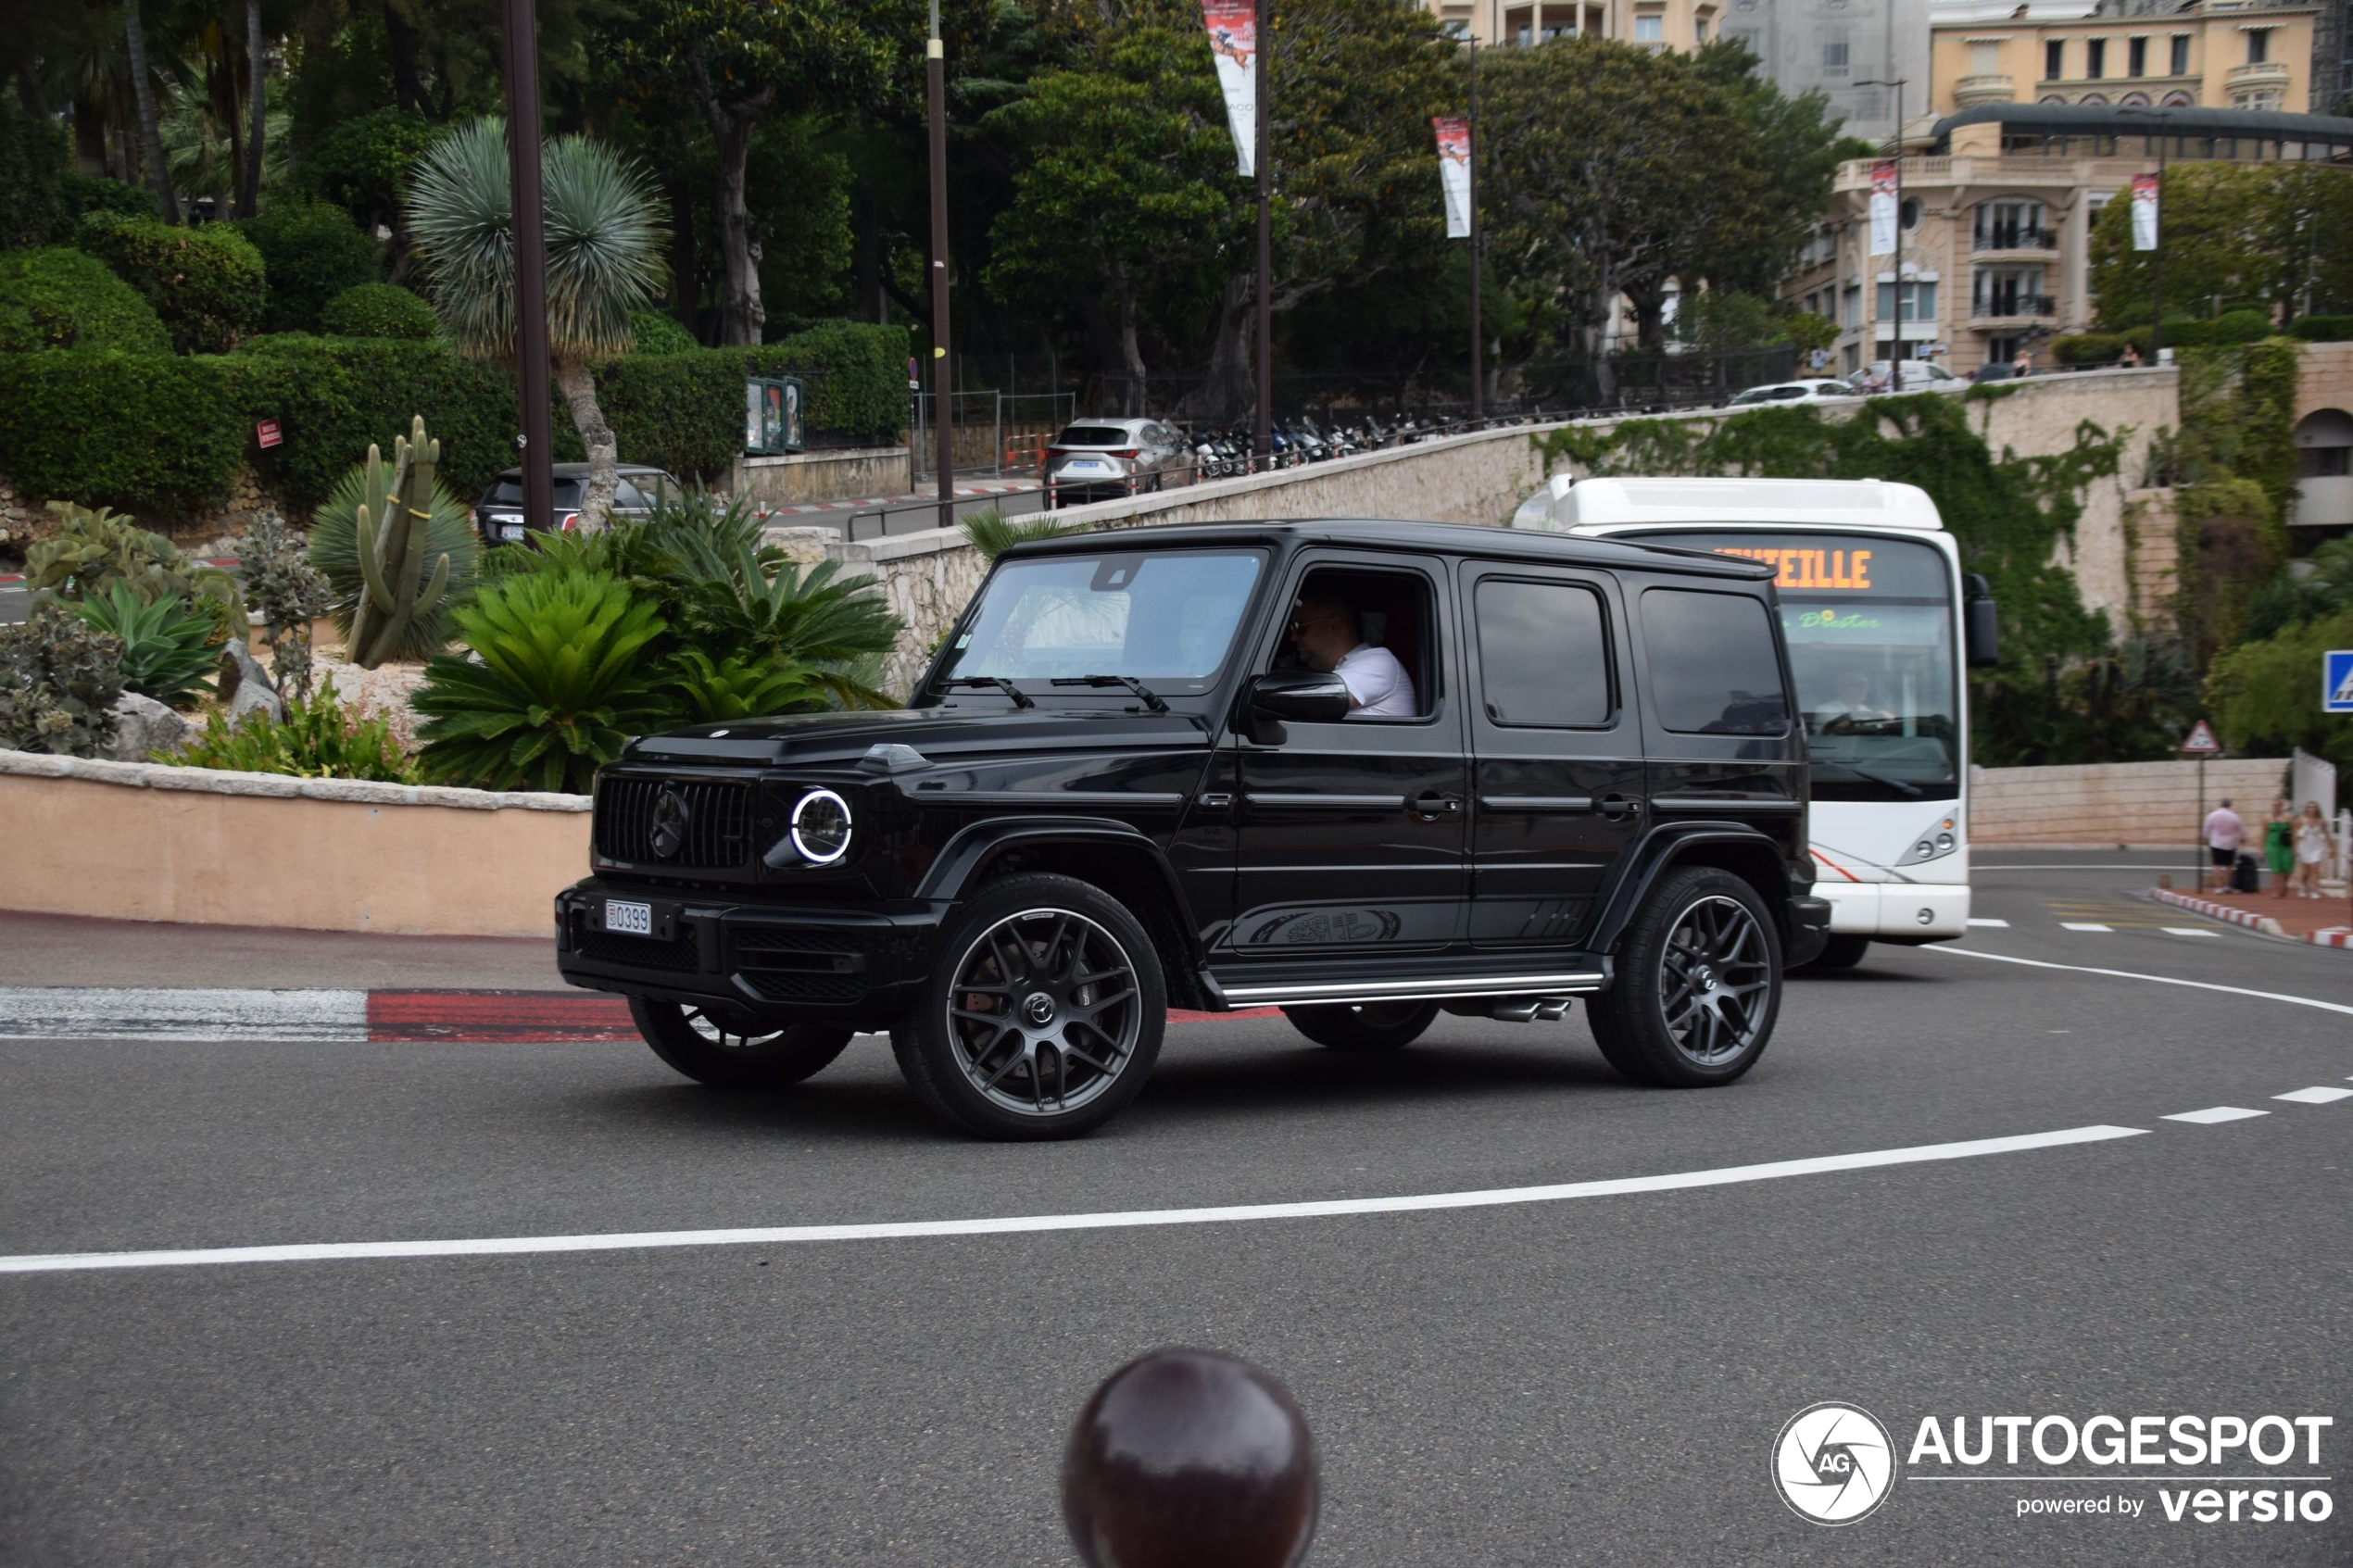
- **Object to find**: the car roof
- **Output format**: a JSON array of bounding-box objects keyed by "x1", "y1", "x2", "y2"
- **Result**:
[{"x1": 997, "y1": 518, "x2": 1776, "y2": 580}]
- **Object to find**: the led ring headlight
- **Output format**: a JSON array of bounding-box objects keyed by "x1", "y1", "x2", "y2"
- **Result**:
[{"x1": 789, "y1": 788, "x2": 853, "y2": 864}]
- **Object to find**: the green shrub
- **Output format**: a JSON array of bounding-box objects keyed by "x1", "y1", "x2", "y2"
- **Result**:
[
  {"x1": 234, "y1": 334, "x2": 533, "y2": 505},
  {"x1": 54, "y1": 172, "x2": 154, "y2": 237},
  {"x1": 72, "y1": 583, "x2": 219, "y2": 707},
  {"x1": 2053, "y1": 332, "x2": 2133, "y2": 367},
  {"x1": 0, "y1": 96, "x2": 69, "y2": 249},
  {"x1": 2291, "y1": 316, "x2": 2353, "y2": 344},
  {"x1": 238, "y1": 200, "x2": 382, "y2": 332},
  {"x1": 0, "y1": 601, "x2": 125, "y2": 756},
  {"x1": 0, "y1": 247, "x2": 170, "y2": 354},
  {"x1": 233, "y1": 509, "x2": 333, "y2": 701},
  {"x1": 0, "y1": 352, "x2": 247, "y2": 511},
  {"x1": 308, "y1": 449, "x2": 477, "y2": 660},
  {"x1": 961, "y1": 507, "x2": 1084, "y2": 559},
  {"x1": 628, "y1": 309, "x2": 698, "y2": 354},
  {"x1": 77, "y1": 213, "x2": 267, "y2": 353},
  {"x1": 27, "y1": 501, "x2": 243, "y2": 609},
  {"x1": 669, "y1": 646, "x2": 818, "y2": 721},
  {"x1": 296, "y1": 108, "x2": 446, "y2": 233},
  {"x1": 412, "y1": 570, "x2": 671, "y2": 793},
  {"x1": 596, "y1": 349, "x2": 744, "y2": 483},
  {"x1": 321, "y1": 282, "x2": 437, "y2": 340},
  {"x1": 166, "y1": 678, "x2": 419, "y2": 780},
  {"x1": 750, "y1": 320, "x2": 909, "y2": 440}
]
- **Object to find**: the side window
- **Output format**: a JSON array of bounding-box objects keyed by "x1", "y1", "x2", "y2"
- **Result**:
[
  {"x1": 1476, "y1": 579, "x2": 1611, "y2": 727},
  {"x1": 1640, "y1": 588, "x2": 1791, "y2": 735},
  {"x1": 613, "y1": 479, "x2": 646, "y2": 508},
  {"x1": 1281, "y1": 566, "x2": 1438, "y2": 721}
]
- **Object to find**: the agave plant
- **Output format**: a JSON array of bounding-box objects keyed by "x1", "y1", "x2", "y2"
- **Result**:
[
  {"x1": 73, "y1": 583, "x2": 219, "y2": 708},
  {"x1": 405, "y1": 119, "x2": 667, "y2": 533},
  {"x1": 412, "y1": 570, "x2": 670, "y2": 794}
]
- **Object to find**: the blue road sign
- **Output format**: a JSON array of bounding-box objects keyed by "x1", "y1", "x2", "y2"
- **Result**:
[{"x1": 2327, "y1": 649, "x2": 2353, "y2": 714}]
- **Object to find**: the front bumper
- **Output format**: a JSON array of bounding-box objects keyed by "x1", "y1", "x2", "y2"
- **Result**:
[
  {"x1": 553, "y1": 879, "x2": 946, "y2": 1025},
  {"x1": 1816, "y1": 880, "x2": 1970, "y2": 941}
]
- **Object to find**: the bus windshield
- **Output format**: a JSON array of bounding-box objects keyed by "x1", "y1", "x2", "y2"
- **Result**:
[{"x1": 1634, "y1": 531, "x2": 1958, "y2": 803}]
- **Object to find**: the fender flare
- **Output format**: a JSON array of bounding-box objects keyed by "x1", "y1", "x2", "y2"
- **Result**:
[
  {"x1": 915, "y1": 816, "x2": 1203, "y2": 960},
  {"x1": 1586, "y1": 822, "x2": 1797, "y2": 955}
]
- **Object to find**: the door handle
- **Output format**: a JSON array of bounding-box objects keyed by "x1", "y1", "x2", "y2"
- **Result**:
[
  {"x1": 1597, "y1": 793, "x2": 1641, "y2": 821},
  {"x1": 1407, "y1": 792, "x2": 1465, "y2": 821}
]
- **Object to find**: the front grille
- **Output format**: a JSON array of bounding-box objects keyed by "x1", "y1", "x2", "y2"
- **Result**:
[
  {"x1": 595, "y1": 776, "x2": 751, "y2": 869},
  {"x1": 573, "y1": 914, "x2": 702, "y2": 972},
  {"x1": 732, "y1": 927, "x2": 866, "y2": 1005}
]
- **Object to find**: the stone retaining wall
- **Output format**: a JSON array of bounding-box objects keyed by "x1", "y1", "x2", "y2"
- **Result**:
[
  {"x1": 738, "y1": 446, "x2": 912, "y2": 508},
  {"x1": 1969, "y1": 758, "x2": 2294, "y2": 847},
  {"x1": 0, "y1": 752, "x2": 588, "y2": 936}
]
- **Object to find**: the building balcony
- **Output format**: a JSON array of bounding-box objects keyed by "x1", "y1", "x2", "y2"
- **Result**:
[
  {"x1": 1970, "y1": 295, "x2": 2059, "y2": 321},
  {"x1": 1955, "y1": 73, "x2": 2017, "y2": 106},
  {"x1": 2227, "y1": 60, "x2": 2291, "y2": 90},
  {"x1": 1972, "y1": 229, "x2": 2061, "y2": 254}
]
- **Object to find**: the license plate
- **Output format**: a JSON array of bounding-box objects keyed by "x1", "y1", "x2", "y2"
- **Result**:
[
  {"x1": 497, "y1": 523, "x2": 527, "y2": 541},
  {"x1": 1064, "y1": 460, "x2": 1111, "y2": 474},
  {"x1": 604, "y1": 899, "x2": 652, "y2": 935}
]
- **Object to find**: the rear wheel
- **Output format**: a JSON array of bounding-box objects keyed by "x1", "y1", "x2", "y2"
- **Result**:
[
  {"x1": 1282, "y1": 999, "x2": 1440, "y2": 1052},
  {"x1": 629, "y1": 998, "x2": 854, "y2": 1089},
  {"x1": 1590, "y1": 867, "x2": 1780, "y2": 1086}
]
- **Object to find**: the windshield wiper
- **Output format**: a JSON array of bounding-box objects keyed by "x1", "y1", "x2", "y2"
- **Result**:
[
  {"x1": 1820, "y1": 761, "x2": 1926, "y2": 798},
  {"x1": 940, "y1": 675, "x2": 1035, "y2": 709},
  {"x1": 1051, "y1": 674, "x2": 1169, "y2": 713}
]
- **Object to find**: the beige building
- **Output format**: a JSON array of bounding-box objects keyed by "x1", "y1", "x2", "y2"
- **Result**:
[
  {"x1": 1779, "y1": 102, "x2": 2353, "y2": 376},
  {"x1": 1930, "y1": 0, "x2": 2322, "y2": 114}
]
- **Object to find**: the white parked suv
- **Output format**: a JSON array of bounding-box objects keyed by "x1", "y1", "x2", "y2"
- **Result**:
[{"x1": 1728, "y1": 379, "x2": 1859, "y2": 407}]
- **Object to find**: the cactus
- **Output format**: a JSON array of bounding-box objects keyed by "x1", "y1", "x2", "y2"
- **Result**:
[{"x1": 348, "y1": 416, "x2": 455, "y2": 669}]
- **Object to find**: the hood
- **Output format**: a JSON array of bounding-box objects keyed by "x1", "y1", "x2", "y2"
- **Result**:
[{"x1": 622, "y1": 705, "x2": 1215, "y2": 768}]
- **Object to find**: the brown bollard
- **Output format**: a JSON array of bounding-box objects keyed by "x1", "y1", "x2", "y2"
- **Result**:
[{"x1": 1061, "y1": 1348, "x2": 1319, "y2": 1568}]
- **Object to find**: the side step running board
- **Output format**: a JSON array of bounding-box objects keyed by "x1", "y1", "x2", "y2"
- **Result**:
[{"x1": 1209, "y1": 971, "x2": 1606, "y2": 1010}]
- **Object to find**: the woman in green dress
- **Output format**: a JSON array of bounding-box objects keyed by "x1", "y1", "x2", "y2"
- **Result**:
[{"x1": 2263, "y1": 797, "x2": 2296, "y2": 896}]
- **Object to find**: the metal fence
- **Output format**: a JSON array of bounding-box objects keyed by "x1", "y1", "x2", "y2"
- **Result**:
[{"x1": 911, "y1": 391, "x2": 1076, "y2": 480}]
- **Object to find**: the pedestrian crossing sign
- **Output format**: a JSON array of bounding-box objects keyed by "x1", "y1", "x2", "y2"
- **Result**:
[
  {"x1": 2328, "y1": 649, "x2": 2353, "y2": 714},
  {"x1": 2180, "y1": 719, "x2": 2221, "y2": 753}
]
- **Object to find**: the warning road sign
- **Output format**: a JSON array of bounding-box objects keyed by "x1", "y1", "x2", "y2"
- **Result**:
[{"x1": 2180, "y1": 719, "x2": 2221, "y2": 753}]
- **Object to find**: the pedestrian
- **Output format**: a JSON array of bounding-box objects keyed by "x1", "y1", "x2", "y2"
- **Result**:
[
  {"x1": 2264, "y1": 797, "x2": 2296, "y2": 897},
  {"x1": 2012, "y1": 346, "x2": 2033, "y2": 378},
  {"x1": 2202, "y1": 797, "x2": 2245, "y2": 893},
  {"x1": 2294, "y1": 802, "x2": 2336, "y2": 898},
  {"x1": 2119, "y1": 342, "x2": 2143, "y2": 369}
]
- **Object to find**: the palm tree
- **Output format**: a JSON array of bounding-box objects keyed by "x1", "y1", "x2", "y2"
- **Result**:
[{"x1": 406, "y1": 119, "x2": 667, "y2": 531}]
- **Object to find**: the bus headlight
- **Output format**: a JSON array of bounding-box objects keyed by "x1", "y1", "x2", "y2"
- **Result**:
[{"x1": 1904, "y1": 817, "x2": 1959, "y2": 863}]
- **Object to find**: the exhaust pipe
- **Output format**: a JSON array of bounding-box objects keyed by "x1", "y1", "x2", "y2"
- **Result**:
[{"x1": 1490, "y1": 996, "x2": 1575, "y2": 1022}]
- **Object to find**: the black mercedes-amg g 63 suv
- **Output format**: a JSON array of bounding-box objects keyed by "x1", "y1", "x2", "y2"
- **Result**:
[{"x1": 555, "y1": 519, "x2": 1829, "y2": 1139}]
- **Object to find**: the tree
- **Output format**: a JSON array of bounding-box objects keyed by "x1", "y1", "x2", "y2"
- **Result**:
[
  {"x1": 2089, "y1": 162, "x2": 2353, "y2": 327},
  {"x1": 1690, "y1": 41, "x2": 1866, "y2": 296},
  {"x1": 407, "y1": 120, "x2": 668, "y2": 530},
  {"x1": 121, "y1": 0, "x2": 178, "y2": 220},
  {"x1": 613, "y1": 0, "x2": 899, "y2": 345}
]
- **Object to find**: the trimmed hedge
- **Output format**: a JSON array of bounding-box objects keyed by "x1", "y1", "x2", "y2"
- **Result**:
[
  {"x1": 0, "y1": 352, "x2": 252, "y2": 512},
  {"x1": 238, "y1": 201, "x2": 383, "y2": 332},
  {"x1": 2291, "y1": 315, "x2": 2353, "y2": 343},
  {"x1": 753, "y1": 320, "x2": 908, "y2": 440},
  {"x1": 629, "y1": 309, "x2": 698, "y2": 355},
  {"x1": 235, "y1": 335, "x2": 535, "y2": 505},
  {"x1": 321, "y1": 282, "x2": 438, "y2": 340},
  {"x1": 597, "y1": 350, "x2": 744, "y2": 483},
  {"x1": 2057, "y1": 312, "x2": 2282, "y2": 364},
  {"x1": 0, "y1": 248, "x2": 170, "y2": 354},
  {"x1": 76, "y1": 213, "x2": 266, "y2": 352}
]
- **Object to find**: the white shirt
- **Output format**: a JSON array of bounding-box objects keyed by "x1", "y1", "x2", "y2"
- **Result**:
[{"x1": 1334, "y1": 643, "x2": 1416, "y2": 718}]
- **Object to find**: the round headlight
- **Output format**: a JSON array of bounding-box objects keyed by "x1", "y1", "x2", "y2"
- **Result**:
[
  {"x1": 790, "y1": 788, "x2": 853, "y2": 864},
  {"x1": 1935, "y1": 832, "x2": 1955, "y2": 852},
  {"x1": 1915, "y1": 840, "x2": 1936, "y2": 859}
]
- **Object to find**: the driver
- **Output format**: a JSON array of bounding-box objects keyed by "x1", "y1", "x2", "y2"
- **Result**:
[
  {"x1": 1814, "y1": 671, "x2": 1892, "y2": 732},
  {"x1": 1287, "y1": 596, "x2": 1416, "y2": 717}
]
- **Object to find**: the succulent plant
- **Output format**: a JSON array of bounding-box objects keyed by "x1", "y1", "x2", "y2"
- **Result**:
[
  {"x1": 0, "y1": 601, "x2": 127, "y2": 757},
  {"x1": 27, "y1": 502, "x2": 242, "y2": 616},
  {"x1": 72, "y1": 583, "x2": 218, "y2": 708},
  {"x1": 233, "y1": 509, "x2": 333, "y2": 701},
  {"x1": 308, "y1": 417, "x2": 477, "y2": 669}
]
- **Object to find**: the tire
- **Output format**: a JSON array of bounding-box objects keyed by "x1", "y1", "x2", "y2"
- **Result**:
[
  {"x1": 1589, "y1": 866, "x2": 1781, "y2": 1087},
  {"x1": 629, "y1": 997, "x2": 855, "y2": 1090},
  {"x1": 1282, "y1": 999, "x2": 1440, "y2": 1052},
  {"x1": 1805, "y1": 934, "x2": 1870, "y2": 971},
  {"x1": 890, "y1": 873, "x2": 1165, "y2": 1140}
]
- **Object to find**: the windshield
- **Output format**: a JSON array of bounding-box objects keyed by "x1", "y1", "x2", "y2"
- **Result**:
[
  {"x1": 1629, "y1": 530, "x2": 1959, "y2": 802},
  {"x1": 938, "y1": 549, "x2": 1265, "y2": 692}
]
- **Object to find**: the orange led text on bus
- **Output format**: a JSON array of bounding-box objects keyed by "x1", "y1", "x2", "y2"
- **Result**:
[{"x1": 1713, "y1": 546, "x2": 1873, "y2": 591}]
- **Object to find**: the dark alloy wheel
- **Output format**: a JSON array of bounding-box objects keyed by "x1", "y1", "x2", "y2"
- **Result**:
[
  {"x1": 1795, "y1": 934, "x2": 1870, "y2": 972},
  {"x1": 891, "y1": 873, "x2": 1165, "y2": 1139},
  {"x1": 1589, "y1": 866, "x2": 1781, "y2": 1086},
  {"x1": 629, "y1": 997, "x2": 855, "y2": 1089},
  {"x1": 1282, "y1": 999, "x2": 1440, "y2": 1052}
]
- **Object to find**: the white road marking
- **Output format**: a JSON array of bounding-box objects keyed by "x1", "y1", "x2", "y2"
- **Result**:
[
  {"x1": 1930, "y1": 947, "x2": 2353, "y2": 1018},
  {"x1": 2060, "y1": 922, "x2": 2113, "y2": 932},
  {"x1": 1967, "y1": 918, "x2": 2010, "y2": 927},
  {"x1": 0, "y1": 987, "x2": 369, "y2": 1042},
  {"x1": 2273, "y1": 1085, "x2": 2353, "y2": 1105},
  {"x1": 2160, "y1": 927, "x2": 2224, "y2": 937},
  {"x1": 0, "y1": 1124, "x2": 2149, "y2": 1275},
  {"x1": 2161, "y1": 1107, "x2": 2268, "y2": 1124}
]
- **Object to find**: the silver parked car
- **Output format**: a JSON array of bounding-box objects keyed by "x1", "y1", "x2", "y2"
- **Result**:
[
  {"x1": 1727, "y1": 378, "x2": 1859, "y2": 408},
  {"x1": 1044, "y1": 419, "x2": 1190, "y2": 506}
]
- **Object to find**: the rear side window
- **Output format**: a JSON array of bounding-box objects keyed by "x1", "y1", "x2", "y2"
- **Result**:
[
  {"x1": 1476, "y1": 579, "x2": 1611, "y2": 726},
  {"x1": 1056, "y1": 425, "x2": 1130, "y2": 445},
  {"x1": 1640, "y1": 588, "x2": 1791, "y2": 735}
]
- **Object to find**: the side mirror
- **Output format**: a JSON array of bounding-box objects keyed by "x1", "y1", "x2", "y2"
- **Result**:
[
  {"x1": 1963, "y1": 573, "x2": 2000, "y2": 668},
  {"x1": 1249, "y1": 670, "x2": 1352, "y2": 723}
]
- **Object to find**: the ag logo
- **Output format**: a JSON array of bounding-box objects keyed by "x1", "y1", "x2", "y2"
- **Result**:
[
  {"x1": 649, "y1": 787, "x2": 690, "y2": 860},
  {"x1": 1773, "y1": 1402, "x2": 1898, "y2": 1524}
]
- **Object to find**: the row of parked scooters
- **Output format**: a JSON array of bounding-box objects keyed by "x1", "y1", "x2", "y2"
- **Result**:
[{"x1": 1178, "y1": 410, "x2": 1550, "y2": 481}]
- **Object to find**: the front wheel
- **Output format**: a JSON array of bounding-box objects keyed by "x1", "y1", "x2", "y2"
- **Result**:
[
  {"x1": 890, "y1": 873, "x2": 1165, "y2": 1139},
  {"x1": 1589, "y1": 867, "x2": 1780, "y2": 1086},
  {"x1": 1282, "y1": 1000, "x2": 1440, "y2": 1052},
  {"x1": 629, "y1": 998, "x2": 855, "y2": 1089}
]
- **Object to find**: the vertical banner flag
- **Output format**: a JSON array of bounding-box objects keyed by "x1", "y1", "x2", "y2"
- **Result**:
[
  {"x1": 1202, "y1": 0, "x2": 1258, "y2": 178},
  {"x1": 1433, "y1": 116, "x2": 1472, "y2": 238},
  {"x1": 1868, "y1": 160, "x2": 1898, "y2": 257},
  {"x1": 2131, "y1": 172, "x2": 2159, "y2": 251}
]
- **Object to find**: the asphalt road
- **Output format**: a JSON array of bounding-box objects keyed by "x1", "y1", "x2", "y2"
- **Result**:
[{"x1": 4, "y1": 851, "x2": 2349, "y2": 1566}]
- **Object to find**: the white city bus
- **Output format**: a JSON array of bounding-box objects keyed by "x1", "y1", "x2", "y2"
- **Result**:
[{"x1": 1513, "y1": 475, "x2": 1998, "y2": 968}]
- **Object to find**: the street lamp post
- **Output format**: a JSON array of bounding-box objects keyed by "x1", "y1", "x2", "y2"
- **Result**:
[
  {"x1": 1467, "y1": 35, "x2": 1483, "y2": 423},
  {"x1": 500, "y1": 0, "x2": 552, "y2": 535},
  {"x1": 928, "y1": 0, "x2": 954, "y2": 531},
  {"x1": 2120, "y1": 106, "x2": 2170, "y2": 362},
  {"x1": 1857, "y1": 79, "x2": 1906, "y2": 384}
]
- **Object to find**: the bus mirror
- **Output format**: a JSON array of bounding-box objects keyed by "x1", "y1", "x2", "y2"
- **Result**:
[{"x1": 1966, "y1": 595, "x2": 2000, "y2": 668}]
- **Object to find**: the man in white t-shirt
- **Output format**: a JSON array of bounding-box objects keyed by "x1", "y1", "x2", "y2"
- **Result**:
[{"x1": 1287, "y1": 597, "x2": 1416, "y2": 717}]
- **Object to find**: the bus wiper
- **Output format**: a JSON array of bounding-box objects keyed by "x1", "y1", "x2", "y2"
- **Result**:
[
  {"x1": 1051, "y1": 674, "x2": 1169, "y2": 713},
  {"x1": 1827, "y1": 762, "x2": 1924, "y2": 797},
  {"x1": 940, "y1": 675, "x2": 1035, "y2": 709}
]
